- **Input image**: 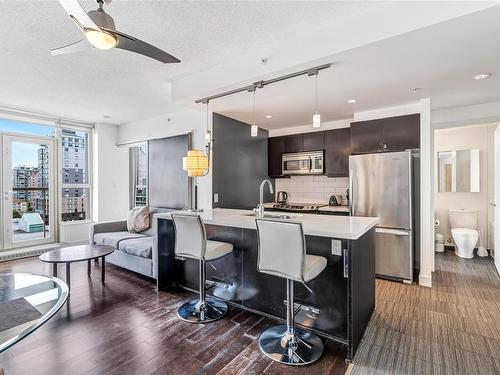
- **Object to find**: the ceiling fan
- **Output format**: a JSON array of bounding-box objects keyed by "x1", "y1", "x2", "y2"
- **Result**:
[{"x1": 51, "y1": 0, "x2": 180, "y2": 64}]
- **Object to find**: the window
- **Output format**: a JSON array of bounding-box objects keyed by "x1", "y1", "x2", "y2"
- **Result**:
[
  {"x1": 0, "y1": 118, "x2": 55, "y2": 137},
  {"x1": 60, "y1": 127, "x2": 91, "y2": 222},
  {"x1": 130, "y1": 142, "x2": 148, "y2": 207}
]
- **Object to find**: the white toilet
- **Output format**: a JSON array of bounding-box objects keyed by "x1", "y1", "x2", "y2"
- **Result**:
[{"x1": 448, "y1": 209, "x2": 479, "y2": 259}]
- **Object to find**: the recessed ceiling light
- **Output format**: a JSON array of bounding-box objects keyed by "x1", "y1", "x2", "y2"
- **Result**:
[
  {"x1": 346, "y1": 99, "x2": 357, "y2": 104},
  {"x1": 265, "y1": 115, "x2": 272, "y2": 119},
  {"x1": 474, "y1": 73, "x2": 491, "y2": 80}
]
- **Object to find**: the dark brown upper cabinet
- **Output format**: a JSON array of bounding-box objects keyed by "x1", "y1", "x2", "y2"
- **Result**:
[
  {"x1": 381, "y1": 114, "x2": 420, "y2": 151},
  {"x1": 303, "y1": 131, "x2": 325, "y2": 151},
  {"x1": 283, "y1": 134, "x2": 303, "y2": 153},
  {"x1": 283, "y1": 132, "x2": 324, "y2": 153},
  {"x1": 268, "y1": 136, "x2": 285, "y2": 177},
  {"x1": 325, "y1": 128, "x2": 350, "y2": 177},
  {"x1": 350, "y1": 114, "x2": 420, "y2": 154}
]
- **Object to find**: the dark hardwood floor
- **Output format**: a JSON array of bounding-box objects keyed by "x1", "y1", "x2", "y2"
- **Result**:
[{"x1": 0, "y1": 257, "x2": 348, "y2": 375}]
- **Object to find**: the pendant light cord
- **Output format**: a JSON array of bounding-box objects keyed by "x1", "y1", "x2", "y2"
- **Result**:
[
  {"x1": 206, "y1": 101, "x2": 209, "y2": 133},
  {"x1": 253, "y1": 88, "x2": 256, "y2": 126},
  {"x1": 315, "y1": 72, "x2": 318, "y2": 115}
]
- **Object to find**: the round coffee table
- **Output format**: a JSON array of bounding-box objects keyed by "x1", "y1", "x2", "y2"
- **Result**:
[
  {"x1": 39, "y1": 245, "x2": 115, "y2": 290},
  {"x1": 0, "y1": 273, "x2": 68, "y2": 353}
]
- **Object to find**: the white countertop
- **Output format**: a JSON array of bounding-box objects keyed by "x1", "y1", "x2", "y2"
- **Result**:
[
  {"x1": 155, "y1": 208, "x2": 378, "y2": 240},
  {"x1": 318, "y1": 205, "x2": 349, "y2": 213}
]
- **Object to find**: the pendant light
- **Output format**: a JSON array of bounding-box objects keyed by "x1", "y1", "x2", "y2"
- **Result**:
[
  {"x1": 251, "y1": 88, "x2": 258, "y2": 137},
  {"x1": 312, "y1": 72, "x2": 321, "y2": 128}
]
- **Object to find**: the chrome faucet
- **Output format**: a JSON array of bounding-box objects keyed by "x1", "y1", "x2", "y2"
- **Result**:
[{"x1": 256, "y1": 179, "x2": 274, "y2": 218}]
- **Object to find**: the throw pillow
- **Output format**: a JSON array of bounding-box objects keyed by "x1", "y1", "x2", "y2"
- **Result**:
[{"x1": 127, "y1": 205, "x2": 150, "y2": 233}]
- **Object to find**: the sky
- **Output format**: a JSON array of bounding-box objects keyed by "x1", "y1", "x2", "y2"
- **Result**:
[{"x1": 0, "y1": 119, "x2": 55, "y2": 167}]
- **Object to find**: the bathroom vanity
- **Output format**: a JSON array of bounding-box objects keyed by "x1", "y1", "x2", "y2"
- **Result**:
[{"x1": 155, "y1": 208, "x2": 378, "y2": 361}]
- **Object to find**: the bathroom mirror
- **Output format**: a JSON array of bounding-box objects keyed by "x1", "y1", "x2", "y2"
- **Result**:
[{"x1": 438, "y1": 149, "x2": 480, "y2": 192}]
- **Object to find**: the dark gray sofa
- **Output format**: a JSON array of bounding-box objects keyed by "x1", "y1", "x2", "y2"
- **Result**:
[{"x1": 89, "y1": 207, "x2": 174, "y2": 279}]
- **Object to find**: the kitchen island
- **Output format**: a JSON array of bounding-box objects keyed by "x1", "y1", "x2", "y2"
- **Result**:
[{"x1": 155, "y1": 208, "x2": 378, "y2": 361}]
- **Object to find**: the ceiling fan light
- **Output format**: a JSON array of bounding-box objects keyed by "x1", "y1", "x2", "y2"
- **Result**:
[
  {"x1": 313, "y1": 113, "x2": 321, "y2": 128},
  {"x1": 85, "y1": 29, "x2": 117, "y2": 50}
]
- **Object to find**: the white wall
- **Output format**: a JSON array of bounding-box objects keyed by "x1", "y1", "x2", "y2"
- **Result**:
[
  {"x1": 94, "y1": 123, "x2": 129, "y2": 222},
  {"x1": 434, "y1": 123, "x2": 497, "y2": 250},
  {"x1": 268, "y1": 119, "x2": 351, "y2": 137},
  {"x1": 117, "y1": 109, "x2": 211, "y2": 210},
  {"x1": 353, "y1": 100, "x2": 433, "y2": 287},
  {"x1": 432, "y1": 100, "x2": 500, "y2": 129}
]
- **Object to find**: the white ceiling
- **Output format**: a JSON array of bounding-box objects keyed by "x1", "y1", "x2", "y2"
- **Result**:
[
  {"x1": 0, "y1": 0, "x2": 380, "y2": 124},
  {"x1": 210, "y1": 5, "x2": 500, "y2": 129},
  {"x1": 0, "y1": 1, "x2": 498, "y2": 127}
]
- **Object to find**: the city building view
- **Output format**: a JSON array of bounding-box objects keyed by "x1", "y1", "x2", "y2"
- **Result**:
[
  {"x1": 60, "y1": 128, "x2": 89, "y2": 221},
  {"x1": 130, "y1": 142, "x2": 148, "y2": 207},
  {"x1": 12, "y1": 144, "x2": 50, "y2": 241},
  {"x1": 10, "y1": 128, "x2": 90, "y2": 242}
]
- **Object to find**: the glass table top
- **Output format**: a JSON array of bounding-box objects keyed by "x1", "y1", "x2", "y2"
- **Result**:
[{"x1": 0, "y1": 273, "x2": 69, "y2": 353}]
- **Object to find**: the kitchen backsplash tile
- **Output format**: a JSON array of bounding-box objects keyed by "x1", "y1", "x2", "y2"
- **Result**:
[{"x1": 275, "y1": 175, "x2": 349, "y2": 205}]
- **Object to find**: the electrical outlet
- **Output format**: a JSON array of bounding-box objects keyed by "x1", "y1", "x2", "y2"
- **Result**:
[
  {"x1": 214, "y1": 194, "x2": 219, "y2": 203},
  {"x1": 331, "y1": 239, "x2": 342, "y2": 256}
]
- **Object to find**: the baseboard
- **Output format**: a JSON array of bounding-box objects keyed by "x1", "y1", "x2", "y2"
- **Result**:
[
  {"x1": 0, "y1": 243, "x2": 61, "y2": 262},
  {"x1": 419, "y1": 273, "x2": 432, "y2": 287}
]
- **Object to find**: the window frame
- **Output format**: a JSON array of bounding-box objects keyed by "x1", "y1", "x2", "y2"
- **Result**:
[
  {"x1": 129, "y1": 141, "x2": 149, "y2": 208},
  {"x1": 58, "y1": 123, "x2": 93, "y2": 225}
]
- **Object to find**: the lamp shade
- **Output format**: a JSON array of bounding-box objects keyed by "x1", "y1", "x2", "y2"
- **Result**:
[{"x1": 183, "y1": 150, "x2": 209, "y2": 177}]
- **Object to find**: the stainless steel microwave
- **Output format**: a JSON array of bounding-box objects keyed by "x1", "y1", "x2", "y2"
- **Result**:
[{"x1": 282, "y1": 151, "x2": 324, "y2": 175}]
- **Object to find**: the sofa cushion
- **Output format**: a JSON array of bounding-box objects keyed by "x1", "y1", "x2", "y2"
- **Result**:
[
  {"x1": 127, "y1": 205, "x2": 150, "y2": 233},
  {"x1": 94, "y1": 231, "x2": 146, "y2": 249},
  {"x1": 118, "y1": 237, "x2": 154, "y2": 259}
]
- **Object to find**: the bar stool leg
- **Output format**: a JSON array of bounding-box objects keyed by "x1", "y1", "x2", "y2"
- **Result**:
[
  {"x1": 177, "y1": 259, "x2": 229, "y2": 324},
  {"x1": 258, "y1": 279, "x2": 324, "y2": 365}
]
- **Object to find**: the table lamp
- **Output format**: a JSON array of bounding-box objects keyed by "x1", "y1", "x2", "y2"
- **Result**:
[{"x1": 183, "y1": 149, "x2": 209, "y2": 211}]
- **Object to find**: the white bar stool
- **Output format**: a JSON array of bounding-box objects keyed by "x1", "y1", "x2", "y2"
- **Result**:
[
  {"x1": 255, "y1": 218, "x2": 327, "y2": 365},
  {"x1": 171, "y1": 213, "x2": 233, "y2": 323}
]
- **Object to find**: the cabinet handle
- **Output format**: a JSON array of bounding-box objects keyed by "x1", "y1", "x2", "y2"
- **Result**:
[{"x1": 343, "y1": 248, "x2": 349, "y2": 278}]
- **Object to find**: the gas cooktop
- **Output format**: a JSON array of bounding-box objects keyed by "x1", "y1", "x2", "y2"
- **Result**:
[{"x1": 272, "y1": 203, "x2": 328, "y2": 212}]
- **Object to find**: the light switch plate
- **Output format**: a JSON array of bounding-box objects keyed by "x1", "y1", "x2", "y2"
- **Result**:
[
  {"x1": 214, "y1": 194, "x2": 219, "y2": 203},
  {"x1": 331, "y1": 239, "x2": 342, "y2": 256}
]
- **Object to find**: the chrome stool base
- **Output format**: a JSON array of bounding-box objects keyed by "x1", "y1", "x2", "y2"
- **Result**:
[
  {"x1": 177, "y1": 296, "x2": 228, "y2": 324},
  {"x1": 259, "y1": 325, "x2": 324, "y2": 365}
]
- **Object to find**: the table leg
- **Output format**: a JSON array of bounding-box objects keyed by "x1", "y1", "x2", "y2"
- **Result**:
[
  {"x1": 87, "y1": 260, "x2": 91, "y2": 277},
  {"x1": 52, "y1": 263, "x2": 57, "y2": 278},
  {"x1": 101, "y1": 256, "x2": 105, "y2": 284},
  {"x1": 66, "y1": 263, "x2": 71, "y2": 291}
]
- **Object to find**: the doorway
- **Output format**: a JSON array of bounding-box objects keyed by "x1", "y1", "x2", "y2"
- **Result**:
[
  {"x1": 494, "y1": 125, "x2": 500, "y2": 274},
  {"x1": 1, "y1": 133, "x2": 56, "y2": 250}
]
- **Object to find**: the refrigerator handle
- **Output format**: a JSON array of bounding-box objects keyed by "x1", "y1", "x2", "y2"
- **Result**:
[
  {"x1": 375, "y1": 228, "x2": 410, "y2": 236},
  {"x1": 349, "y1": 170, "x2": 353, "y2": 216}
]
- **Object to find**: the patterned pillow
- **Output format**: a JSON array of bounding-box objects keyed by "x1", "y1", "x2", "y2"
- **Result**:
[{"x1": 127, "y1": 205, "x2": 150, "y2": 233}]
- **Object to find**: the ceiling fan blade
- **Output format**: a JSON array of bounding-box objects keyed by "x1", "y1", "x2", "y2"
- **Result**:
[
  {"x1": 105, "y1": 28, "x2": 181, "y2": 64},
  {"x1": 58, "y1": 0, "x2": 100, "y2": 31},
  {"x1": 50, "y1": 39, "x2": 91, "y2": 56}
]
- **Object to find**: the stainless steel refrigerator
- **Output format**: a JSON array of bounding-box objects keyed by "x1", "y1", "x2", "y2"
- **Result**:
[{"x1": 349, "y1": 150, "x2": 420, "y2": 282}]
